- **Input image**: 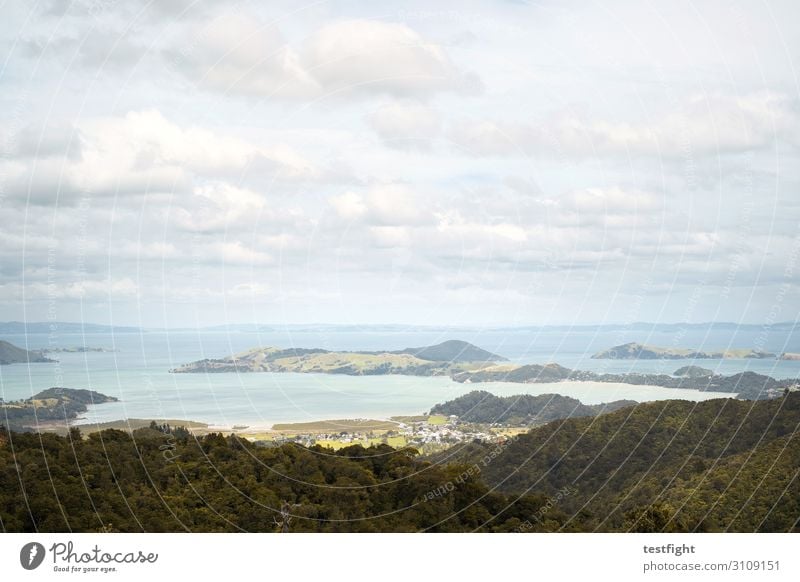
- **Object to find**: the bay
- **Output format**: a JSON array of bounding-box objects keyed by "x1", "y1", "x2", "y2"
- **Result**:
[{"x1": 0, "y1": 327, "x2": 797, "y2": 428}]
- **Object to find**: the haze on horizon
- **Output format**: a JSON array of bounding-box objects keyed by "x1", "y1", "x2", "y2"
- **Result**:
[{"x1": 1, "y1": 0, "x2": 799, "y2": 329}]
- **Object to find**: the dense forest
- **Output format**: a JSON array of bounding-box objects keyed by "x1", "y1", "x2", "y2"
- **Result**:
[{"x1": 1, "y1": 393, "x2": 798, "y2": 532}]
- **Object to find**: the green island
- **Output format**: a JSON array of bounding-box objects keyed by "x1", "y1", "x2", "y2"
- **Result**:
[
  {"x1": 172, "y1": 339, "x2": 798, "y2": 401},
  {"x1": 170, "y1": 339, "x2": 505, "y2": 376},
  {"x1": 41, "y1": 346, "x2": 118, "y2": 354},
  {"x1": 2, "y1": 392, "x2": 797, "y2": 532},
  {"x1": 592, "y1": 342, "x2": 775, "y2": 359},
  {"x1": 0, "y1": 387, "x2": 118, "y2": 432}
]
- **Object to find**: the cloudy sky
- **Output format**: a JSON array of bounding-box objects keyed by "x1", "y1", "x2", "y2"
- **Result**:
[{"x1": 0, "y1": 0, "x2": 798, "y2": 327}]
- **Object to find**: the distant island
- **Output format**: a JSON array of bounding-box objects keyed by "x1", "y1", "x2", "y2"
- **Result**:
[
  {"x1": 0, "y1": 387, "x2": 118, "y2": 432},
  {"x1": 592, "y1": 342, "x2": 775, "y2": 360},
  {"x1": 673, "y1": 365, "x2": 714, "y2": 378},
  {"x1": 451, "y1": 363, "x2": 796, "y2": 400},
  {"x1": 0, "y1": 340, "x2": 54, "y2": 365},
  {"x1": 40, "y1": 346, "x2": 118, "y2": 354},
  {"x1": 171, "y1": 339, "x2": 506, "y2": 376},
  {"x1": 172, "y1": 338, "x2": 796, "y2": 400}
]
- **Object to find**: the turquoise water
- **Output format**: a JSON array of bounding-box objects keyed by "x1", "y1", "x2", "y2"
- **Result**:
[{"x1": 1, "y1": 328, "x2": 797, "y2": 427}]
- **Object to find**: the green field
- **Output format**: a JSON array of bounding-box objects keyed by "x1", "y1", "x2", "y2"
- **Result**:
[
  {"x1": 427, "y1": 415, "x2": 447, "y2": 425},
  {"x1": 316, "y1": 435, "x2": 408, "y2": 450},
  {"x1": 270, "y1": 418, "x2": 399, "y2": 432}
]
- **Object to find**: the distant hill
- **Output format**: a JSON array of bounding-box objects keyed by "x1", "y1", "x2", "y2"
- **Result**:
[
  {"x1": 674, "y1": 365, "x2": 714, "y2": 378},
  {"x1": 0, "y1": 321, "x2": 140, "y2": 334},
  {"x1": 592, "y1": 342, "x2": 775, "y2": 360},
  {"x1": 429, "y1": 390, "x2": 636, "y2": 425},
  {"x1": 391, "y1": 339, "x2": 506, "y2": 363},
  {"x1": 171, "y1": 340, "x2": 505, "y2": 376},
  {"x1": 0, "y1": 340, "x2": 53, "y2": 365}
]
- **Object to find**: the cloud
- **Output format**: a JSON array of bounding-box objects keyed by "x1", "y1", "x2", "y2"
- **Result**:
[
  {"x1": 172, "y1": 182, "x2": 269, "y2": 233},
  {"x1": 0, "y1": 278, "x2": 139, "y2": 302},
  {"x1": 214, "y1": 241, "x2": 273, "y2": 266},
  {"x1": 0, "y1": 110, "x2": 328, "y2": 206},
  {"x1": 368, "y1": 101, "x2": 441, "y2": 149},
  {"x1": 449, "y1": 92, "x2": 800, "y2": 159},
  {"x1": 304, "y1": 19, "x2": 478, "y2": 97},
  {"x1": 329, "y1": 191, "x2": 368, "y2": 221},
  {"x1": 227, "y1": 282, "x2": 270, "y2": 298},
  {"x1": 167, "y1": 12, "x2": 318, "y2": 98},
  {"x1": 11, "y1": 124, "x2": 84, "y2": 161},
  {"x1": 328, "y1": 183, "x2": 434, "y2": 226},
  {"x1": 559, "y1": 187, "x2": 660, "y2": 214},
  {"x1": 169, "y1": 15, "x2": 479, "y2": 99}
]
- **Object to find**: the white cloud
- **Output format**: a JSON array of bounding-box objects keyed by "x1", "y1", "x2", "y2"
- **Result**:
[
  {"x1": 0, "y1": 110, "x2": 327, "y2": 206},
  {"x1": 214, "y1": 241, "x2": 273, "y2": 266},
  {"x1": 170, "y1": 12, "x2": 318, "y2": 98},
  {"x1": 560, "y1": 187, "x2": 660, "y2": 214},
  {"x1": 329, "y1": 191, "x2": 368, "y2": 220},
  {"x1": 449, "y1": 92, "x2": 800, "y2": 159},
  {"x1": 172, "y1": 182, "x2": 268, "y2": 233},
  {"x1": 329, "y1": 183, "x2": 433, "y2": 226},
  {"x1": 170, "y1": 15, "x2": 478, "y2": 99},
  {"x1": 304, "y1": 19, "x2": 477, "y2": 97},
  {"x1": 227, "y1": 282, "x2": 270, "y2": 298},
  {"x1": 0, "y1": 278, "x2": 139, "y2": 301},
  {"x1": 368, "y1": 100, "x2": 441, "y2": 149}
]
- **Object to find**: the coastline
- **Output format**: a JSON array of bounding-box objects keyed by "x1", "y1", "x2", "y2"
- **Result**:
[{"x1": 49, "y1": 378, "x2": 740, "y2": 440}]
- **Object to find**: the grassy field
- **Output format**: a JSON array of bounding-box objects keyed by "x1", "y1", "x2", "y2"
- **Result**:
[
  {"x1": 390, "y1": 415, "x2": 429, "y2": 423},
  {"x1": 270, "y1": 418, "x2": 399, "y2": 433},
  {"x1": 315, "y1": 435, "x2": 409, "y2": 450},
  {"x1": 390, "y1": 414, "x2": 449, "y2": 425}
]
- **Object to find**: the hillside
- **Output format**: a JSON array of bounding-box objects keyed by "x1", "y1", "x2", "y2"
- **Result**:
[
  {"x1": 0, "y1": 340, "x2": 53, "y2": 365},
  {"x1": 592, "y1": 342, "x2": 775, "y2": 360},
  {"x1": 429, "y1": 390, "x2": 636, "y2": 425},
  {"x1": 1, "y1": 393, "x2": 797, "y2": 532},
  {"x1": 432, "y1": 392, "x2": 800, "y2": 531},
  {"x1": 171, "y1": 340, "x2": 504, "y2": 376}
]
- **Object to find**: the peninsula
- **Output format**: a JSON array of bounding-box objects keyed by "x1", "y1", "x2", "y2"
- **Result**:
[
  {"x1": 0, "y1": 340, "x2": 54, "y2": 365},
  {"x1": 0, "y1": 387, "x2": 118, "y2": 432}
]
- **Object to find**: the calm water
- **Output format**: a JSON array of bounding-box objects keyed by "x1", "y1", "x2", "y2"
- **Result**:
[{"x1": 1, "y1": 327, "x2": 797, "y2": 428}]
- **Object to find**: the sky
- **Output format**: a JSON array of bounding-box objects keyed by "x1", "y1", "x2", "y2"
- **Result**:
[{"x1": 0, "y1": 0, "x2": 798, "y2": 328}]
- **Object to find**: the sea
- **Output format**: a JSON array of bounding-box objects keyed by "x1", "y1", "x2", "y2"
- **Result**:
[{"x1": 1, "y1": 326, "x2": 798, "y2": 429}]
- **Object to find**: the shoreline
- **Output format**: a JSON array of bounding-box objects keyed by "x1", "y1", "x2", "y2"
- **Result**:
[{"x1": 36, "y1": 378, "x2": 741, "y2": 440}]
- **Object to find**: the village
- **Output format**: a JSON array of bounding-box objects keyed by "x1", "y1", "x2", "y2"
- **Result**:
[{"x1": 257, "y1": 414, "x2": 515, "y2": 453}]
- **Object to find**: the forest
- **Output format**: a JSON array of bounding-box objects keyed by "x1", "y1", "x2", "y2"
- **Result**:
[
  {"x1": 430, "y1": 390, "x2": 636, "y2": 424},
  {"x1": 1, "y1": 393, "x2": 798, "y2": 533}
]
